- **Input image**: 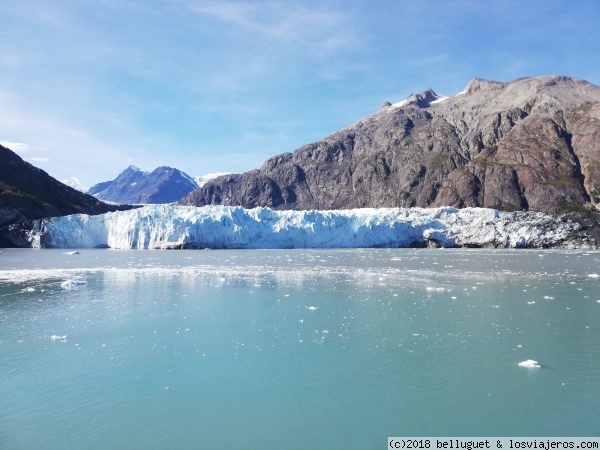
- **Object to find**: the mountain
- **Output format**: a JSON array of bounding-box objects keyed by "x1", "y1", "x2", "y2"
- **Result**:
[
  {"x1": 0, "y1": 144, "x2": 126, "y2": 227},
  {"x1": 89, "y1": 165, "x2": 198, "y2": 204},
  {"x1": 180, "y1": 75, "x2": 600, "y2": 213}
]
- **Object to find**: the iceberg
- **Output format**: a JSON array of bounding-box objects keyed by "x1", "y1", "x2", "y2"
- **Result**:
[
  {"x1": 60, "y1": 280, "x2": 88, "y2": 289},
  {"x1": 518, "y1": 359, "x2": 541, "y2": 368},
  {"x1": 26, "y1": 205, "x2": 583, "y2": 250}
]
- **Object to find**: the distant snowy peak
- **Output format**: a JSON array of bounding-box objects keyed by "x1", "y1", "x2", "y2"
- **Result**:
[
  {"x1": 88, "y1": 165, "x2": 198, "y2": 204},
  {"x1": 61, "y1": 177, "x2": 87, "y2": 192}
]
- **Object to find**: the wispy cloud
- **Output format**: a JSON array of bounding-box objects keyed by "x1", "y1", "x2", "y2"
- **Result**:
[
  {"x1": 182, "y1": 1, "x2": 355, "y2": 48},
  {"x1": 30, "y1": 157, "x2": 49, "y2": 162},
  {"x1": 0, "y1": 141, "x2": 29, "y2": 152}
]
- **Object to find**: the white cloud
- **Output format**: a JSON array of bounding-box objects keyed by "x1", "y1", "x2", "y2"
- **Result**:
[
  {"x1": 30, "y1": 157, "x2": 49, "y2": 162},
  {"x1": 181, "y1": 1, "x2": 358, "y2": 53},
  {"x1": 0, "y1": 141, "x2": 29, "y2": 152}
]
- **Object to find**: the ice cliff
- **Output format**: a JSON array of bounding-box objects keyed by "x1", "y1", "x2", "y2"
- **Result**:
[{"x1": 27, "y1": 205, "x2": 589, "y2": 249}]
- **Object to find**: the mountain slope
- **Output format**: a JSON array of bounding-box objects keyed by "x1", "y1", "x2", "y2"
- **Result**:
[
  {"x1": 180, "y1": 75, "x2": 600, "y2": 213},
  {"x1": 0, "y1": 144, "x2": 126, "y2": 226},
  {"x1": 89, "y1": 165, "x2": 198, "y2": 204}
]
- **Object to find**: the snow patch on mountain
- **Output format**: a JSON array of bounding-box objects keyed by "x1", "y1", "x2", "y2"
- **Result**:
[
  {"x1": 194, "y1": 172, "x2": 231, "y2": 187},
  {"x1": 27, "y1": 205, "x2": 584, "y2": 250}
]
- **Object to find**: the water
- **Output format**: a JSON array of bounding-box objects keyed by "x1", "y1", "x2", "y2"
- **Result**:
[{"x1": 1, "y1": 249, "x2": 599, "y2": 448}]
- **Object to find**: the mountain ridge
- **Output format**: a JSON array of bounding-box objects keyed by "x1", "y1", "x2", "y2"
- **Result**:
[
  {"x1": 0, "y1": 144, "x2": 131, "y2": 245},
  {"x1": 180, "y1": 75, "x2": 600, "y2": 213},
  {"x1": 89, "y1": 165, "x2": 198, "y2": 204}
]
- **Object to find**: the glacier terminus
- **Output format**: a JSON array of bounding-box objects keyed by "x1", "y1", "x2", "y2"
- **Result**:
[{"x1": 25, "y1": 205, "x2": 592, "y2": 249}]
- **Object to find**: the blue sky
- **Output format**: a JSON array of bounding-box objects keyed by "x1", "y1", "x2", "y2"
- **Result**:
[{"x1": 1, "y1": 0, "x2": 599, "y2": 189}]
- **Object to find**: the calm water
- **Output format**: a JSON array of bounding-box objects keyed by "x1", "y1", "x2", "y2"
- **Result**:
[{"x1": 1, "y1": 248, "x2": 599, "y2": 449}]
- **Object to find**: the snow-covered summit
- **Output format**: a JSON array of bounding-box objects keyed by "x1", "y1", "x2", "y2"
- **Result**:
[{"x1": 28, "y1": 205, "x2": 587, "y2": 250}]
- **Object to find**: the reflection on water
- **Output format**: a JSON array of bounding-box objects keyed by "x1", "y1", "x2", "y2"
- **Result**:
[{"x1": 1, "y1": 249, "x2": 600, "y2": 448}]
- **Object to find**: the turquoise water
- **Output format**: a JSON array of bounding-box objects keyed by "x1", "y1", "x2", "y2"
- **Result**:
[{"x1": 1, "y1": 249, "x2": 599, "y2": 449}]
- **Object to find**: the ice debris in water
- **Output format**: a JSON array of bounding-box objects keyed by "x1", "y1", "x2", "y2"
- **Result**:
[
  {"x1": 588, "y1": 273, "x2": 599, "y2": 278},
  {"x1": 60, "y1": 280, "x2": 88, "y2": 290},
  {"x1": 518, "y1": 359, "x2": 541, "y2": 368},
  {"x1": 50, "y1": 335, "x2": 67, "y2": 341},
  {"x1": 307, "y1": 306, "x2": 318, "y2": 311},
  {"x1": 63, "y1": 251, "x2": 81, "y2": 255}
]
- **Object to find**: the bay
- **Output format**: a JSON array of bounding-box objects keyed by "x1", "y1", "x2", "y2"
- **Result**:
[{"x1": 1, "y1": 249, "x2": 599, "y2": 449}]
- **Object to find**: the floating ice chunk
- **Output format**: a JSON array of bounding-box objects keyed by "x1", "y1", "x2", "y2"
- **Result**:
[
  {"x1": 64, "y1": 251, "x2": 81, "y2": 255},
  {"x1": 588, "y1": 273, "x2": 599, "y2": 278},
  {"x1": 527, "y1": 301, "x2": 535, "y2": 305},
  {"x1": 50, "y1": 335, "x2": 67, "y2": 341},
  {"x1": 307, "y1": 306, "x2": 318, "y2": 311},
  {"x1": 60, "y1": 280, "x2": 88, "y2": 290},
  {"x1": 426, "y1": 287, "x2": 446, "y2": 292},
  {"x1": 22, "y1": 287, "x2": 36, "y2": 292},
  {"x1": 518, "y1": 359, "x2": 541, "y2": 368},
  {"x1": 543, "y1": 296, "x2": 554, "y2": 300}
]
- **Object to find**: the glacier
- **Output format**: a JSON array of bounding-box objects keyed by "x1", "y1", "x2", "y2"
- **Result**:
[{"x1": 25, "y1": 205, "x2": 588, "y2": 249}]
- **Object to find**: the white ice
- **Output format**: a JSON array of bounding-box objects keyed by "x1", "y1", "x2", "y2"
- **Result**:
[
  {"x1": 25, "y1": 205, "x2": 582, "y2": 250},
  {"x1": 50, "y1": 335, "x2": 67, "y2": 341},
  {"x1": 60, "y1": 280, "x2": 88, "y2": 289},
  {"x1": 518, "y1": 359, "x2": 541, "y2": 368}
]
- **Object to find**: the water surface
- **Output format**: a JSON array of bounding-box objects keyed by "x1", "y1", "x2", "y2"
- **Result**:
[{"x1": 1, "y1": 249, "x2": 599, "y2": 448}]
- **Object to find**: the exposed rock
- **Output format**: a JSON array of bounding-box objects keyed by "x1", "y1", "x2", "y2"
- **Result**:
[
  {"x1": 0, "y1": 144, "x2": 133, "y2": 246},
  {"x1": 180, "y1": 75, "x2": 600, "y2": 213},
  {"x1": 0, "y1": 145, "x2": 128, "y2": 226}
]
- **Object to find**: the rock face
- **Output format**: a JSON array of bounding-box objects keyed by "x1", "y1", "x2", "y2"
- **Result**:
[
  {"x1": 89, "y1": 165, "x2": 198, "y2": 204},
  {"x1": 180, "y1": 75, "x2": 600, "y2": 213},
  {"x1": 0, "y1": 144, "x2": 125, "y2": 227}
]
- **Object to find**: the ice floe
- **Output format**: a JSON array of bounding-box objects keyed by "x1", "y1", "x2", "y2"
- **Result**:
[
  {"x1": 50, "y1": 335, "x2": 67, "y2": 341},
  {"x1": 60, "y1": 280, "x2": 88, "y2": 290},
  {"x1": 518, "y1": 359, "x2": 541, "y2": 368}
]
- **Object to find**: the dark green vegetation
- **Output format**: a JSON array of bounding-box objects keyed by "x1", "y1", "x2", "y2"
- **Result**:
[{"x1": 0, "y1": 144, "x2": 132, "y2": 245}]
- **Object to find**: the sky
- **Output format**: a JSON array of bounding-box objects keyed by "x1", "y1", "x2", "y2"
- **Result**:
[{"x1": 1, "y1": 0, "x2": 600, "y2": 190}]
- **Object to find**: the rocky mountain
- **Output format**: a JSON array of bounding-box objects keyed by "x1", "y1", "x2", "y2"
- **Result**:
[
  {"x1": 180, "y1": 75, "x2": 600, "y2": 213},
  {"x1": 0, "y1": 144, "x2": 127, "y2": 230},
  {"x1": 89, "y1": 165, "x2": 198, "y2": 204}
]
